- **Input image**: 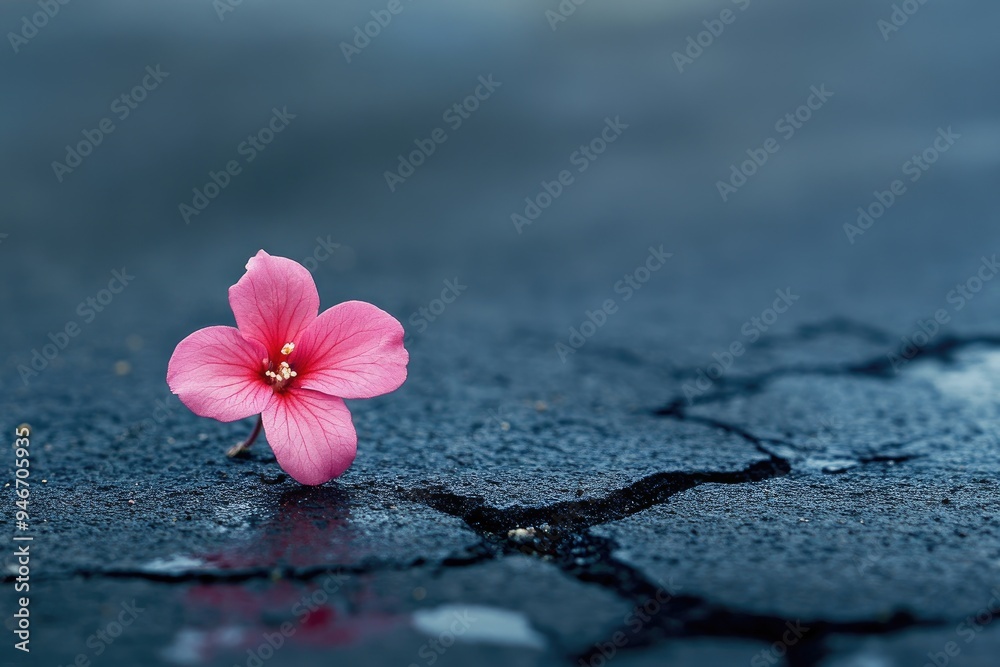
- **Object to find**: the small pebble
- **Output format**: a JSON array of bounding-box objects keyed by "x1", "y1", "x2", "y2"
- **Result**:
[
  {"x1": 260, "y1": 472, "x2": 287, "y2": 485},
  {"x1": 508, "y1": 527, "x2": 537, "y2": 542}
]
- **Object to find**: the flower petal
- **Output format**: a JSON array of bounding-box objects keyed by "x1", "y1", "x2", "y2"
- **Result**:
[
  {"x1": 291, "y1": 300, "x2": 408, "y2": 399},
  {"x1": 167, "y1": 326, "x2": 274, "y2": 422},
  {"x1": 261, "y1": 389, "x2": 357, "y2": 485},
  {"x1": 228, "y1": 250, "x2": 320, "y2": 357}
]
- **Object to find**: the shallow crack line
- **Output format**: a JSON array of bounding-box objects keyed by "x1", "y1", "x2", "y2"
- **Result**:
[
  {"x1": 756, "y1": 317, "x2": 894, "y2": 349},
  {"x1": 2, "y1": 558, "x2": 429, "y2": 585},
  {"x1": 583, "y1": 534, "x2": 940, "y2": 667},
  {"x1": 654, "y1": 404, "x2": 788, "y2": 461},
  {"x1": 657, "y1": 403, "x2": 925, "y2": 472},
  {"x1": 659, "y1": 333, "x2": 1000, "y2": 413},
  {"x1": 404, "y1": 458, "x2": 790, "y2": 536},
  {"x1": 569, "y1": 530, "x2": 945, "y2": 667}
]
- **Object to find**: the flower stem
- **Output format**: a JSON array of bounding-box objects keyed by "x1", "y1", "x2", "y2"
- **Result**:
[{"x1": 227, "y1": 415, "x2": 262, "y2": 458}]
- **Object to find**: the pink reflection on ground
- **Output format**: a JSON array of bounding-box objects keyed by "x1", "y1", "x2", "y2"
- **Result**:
[{"x1": 161, "y1": 487, "x2": 407, "y2": 664}]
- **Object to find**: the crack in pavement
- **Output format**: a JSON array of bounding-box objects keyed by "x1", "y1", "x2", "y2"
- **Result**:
[
  {"x1": 654, "y1": 402, "x2": 925, "y2": 469},
  {"x1": 652, "y1": 405, "x2": 789, "y2": 460},
  {"x1": 399, "y1": 385, "x2": 960, "y2": 667},
  {"x1": 753, "y1": 317, "x2": 893, "y2": 349},
  {"x1": 657, "y1": 332, "x2": 1000, "y2": 414},
  {"x1": 62, "y1": 558, "x2": 430, "y2": 584},
  {"x1": 405, "y1": 460, "x2": 790, "y2": 536},
  {"x1": 402, "y1": 461, "x2": 949, "y2": 667},
  {"x1": 570, "y1": 531, "x2": 942, "y2": 667}
]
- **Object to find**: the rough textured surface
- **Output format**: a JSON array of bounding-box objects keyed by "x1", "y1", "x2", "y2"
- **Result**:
[
  {"x1": 593, "y1": 470, "x2": 1000, "y2": 621},
  {"x1": 3, "y1": 1, "x2": 1000, "y2": 666}
]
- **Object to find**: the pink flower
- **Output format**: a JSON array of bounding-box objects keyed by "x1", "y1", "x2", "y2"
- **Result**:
[{"x1": 167, "y1": 250, "x2": 408, "y2": 485}]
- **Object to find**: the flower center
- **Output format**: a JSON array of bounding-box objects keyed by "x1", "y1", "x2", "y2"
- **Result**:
[{"x1": 264, "y1": 342, "x2": 298, "y2": 391}]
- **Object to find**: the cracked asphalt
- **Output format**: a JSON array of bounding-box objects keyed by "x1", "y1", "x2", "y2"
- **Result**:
[{"x1": 2, "y1": 1, "x2": 1000, "y2": 666}]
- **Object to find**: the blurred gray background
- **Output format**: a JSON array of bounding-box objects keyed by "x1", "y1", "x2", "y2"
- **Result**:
[{"x1": 2, "y1": 0, "x2": 998, "y2": 368}]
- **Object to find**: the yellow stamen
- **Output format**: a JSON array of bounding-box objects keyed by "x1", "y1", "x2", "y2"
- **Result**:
[
  {"x1": 281, "y1": 342, "x2": 295, "y2": 355},
  {"x1": 264, "y1": 360, "x2": 297, "y2": 388}
]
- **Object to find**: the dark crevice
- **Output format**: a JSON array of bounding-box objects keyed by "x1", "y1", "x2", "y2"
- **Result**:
[
  {"x1": 404, "y1": 458, "x2": 790, "y2": 538},
  {"x1": 857, "y1": 453, "x2": 919, "y2": 465},
  {"x1": 658, "y1": 333, "x2": 1000, "y2": 413}
]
